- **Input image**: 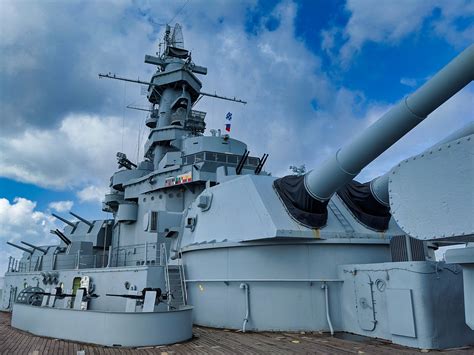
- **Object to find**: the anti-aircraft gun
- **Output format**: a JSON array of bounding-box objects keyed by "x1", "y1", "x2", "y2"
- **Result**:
[{"x1": 106, "y1": 287, "x2": 170, "y2": 311}]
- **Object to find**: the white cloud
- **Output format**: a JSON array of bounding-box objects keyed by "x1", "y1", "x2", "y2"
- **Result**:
[
  {"x1": 48, "y1": 200, "x2": 74, "y2": 213},
  {"x1": 400, "y1": 77, "x2": 417, "y2": 88},
  {"x1": 323, "y1": 0, "x2": 474, "y2": 65},
  {"x1": 0, "y1": 114, "x2": 138, "y2": 190},
  {"x1": 0, "y1": 0, "x2": 472, "y2": 201},
  {"x1": 0, "y1": 197, "x2": 58, "y2": 273},
  {"x1": 77, "y1": 185, "x2": 108, "y2": 204}
]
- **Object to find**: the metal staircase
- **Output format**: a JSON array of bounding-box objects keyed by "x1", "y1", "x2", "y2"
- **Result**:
[
  {"x1": 167, "y1": 266, "x2": 185, "y2": 309},
  {"x1": 160, "y1": 243, "x2": 186, "y2": 310}
]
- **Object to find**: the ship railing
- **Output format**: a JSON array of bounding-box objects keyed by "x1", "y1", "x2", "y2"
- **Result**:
[
  {"x1": 6, "y1": 243, "x2": 165, "y2": 272},
  {"x1": 7, "y1": 251, "x2": 109, "y2": 273},
  {"x1": 109, "y1": 242, "x2": 164, "y2": 268}
]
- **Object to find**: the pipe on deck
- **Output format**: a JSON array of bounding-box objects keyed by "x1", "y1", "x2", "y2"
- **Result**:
[
  {"x1": 322, "y1": 282, "x2": 334, "y2": 336},
  {"x1": 240, "y1": 283, "x2": 250, "y2": 332},
  {"x1": 304, "y1": 45, "x2": 474, "y2": 202}
]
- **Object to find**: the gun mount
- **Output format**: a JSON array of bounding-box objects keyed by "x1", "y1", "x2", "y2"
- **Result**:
[{"x1": 274, "y1": 44, "x2": 474, "y2": 229}]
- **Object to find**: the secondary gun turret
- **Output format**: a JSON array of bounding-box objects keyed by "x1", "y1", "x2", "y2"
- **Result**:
[{"x1": 275, "y1": 44, "x2": 474, "y2": 229}]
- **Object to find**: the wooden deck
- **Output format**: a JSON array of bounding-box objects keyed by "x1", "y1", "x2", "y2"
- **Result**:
[{"x1": 0, "y1": 311, "x2": 472, "y2": 354}]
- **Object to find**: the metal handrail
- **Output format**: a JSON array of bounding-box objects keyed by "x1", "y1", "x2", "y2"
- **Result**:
[{"x1": 160, "y1": 244, "x2": 171, "y2": 310}]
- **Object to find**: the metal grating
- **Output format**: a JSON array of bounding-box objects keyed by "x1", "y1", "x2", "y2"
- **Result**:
[{"x1": 390, "y1": 235, "x2": 425, "y2": 262}]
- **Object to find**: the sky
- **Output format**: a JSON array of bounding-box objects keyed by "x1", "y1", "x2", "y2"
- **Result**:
[{"x1": 0, "y1": 0, "x2": 473, "y2": 272}]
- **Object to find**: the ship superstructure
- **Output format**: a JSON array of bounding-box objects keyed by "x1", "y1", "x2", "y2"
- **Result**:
[{"x1": 2, "y1": 24, "x2": 474, "y2": 350}]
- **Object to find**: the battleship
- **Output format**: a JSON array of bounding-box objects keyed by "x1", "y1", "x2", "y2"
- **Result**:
[{"x1": 1, "y1": 23, "x2": 474, "y2": 350}]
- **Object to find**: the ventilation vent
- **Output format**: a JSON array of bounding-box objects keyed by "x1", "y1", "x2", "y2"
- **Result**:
[
  {"x1": 150, "y1": 212, "x2": 158, "y2": 232},
  {"x1": 390, "y1": 235, "x2": 426, "y2": 262}
]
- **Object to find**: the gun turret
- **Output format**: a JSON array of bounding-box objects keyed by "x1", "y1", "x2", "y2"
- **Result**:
[
  {"x1": 370, "y1": 121, "x2": 474, "y2": 206},
  {"x1": 51, "y1": 213, "x2": 76, "y2": 227},
  {"x1": 6, "y1": 242, "x2": 33, "y2": 254},
  {"x1": 20, "y1": 241, "x2": 47, "y2": 255},
  {"x1": 69, "y1": 211, "x2": 94, "y2": 228},
  {"x1": 274, "y1": 45, "x2": 474, "y2": 229},
  {"x1": 50, "y1": 229, "x2": 72, "y2": 246}
]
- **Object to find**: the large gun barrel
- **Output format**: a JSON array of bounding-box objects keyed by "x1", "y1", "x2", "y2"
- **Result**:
[
  {"x1": 50, "y1": 229, "x2": 72, "y2": 245},
  {"x1": 304, "y1": 45, "x2": 474, "y2": 202},
  {"x1": 6, "y1": 241, "x2": 33, "y2": 254},
  {"x1": 69, "y1": 211, "x2": 94, "y2": 228},
  {"x1": 20, "y1": 241, "x2": 48, "y2": 254},
  {"x1": 51, "y1": 213, "x2": 76, "y2": 227}
]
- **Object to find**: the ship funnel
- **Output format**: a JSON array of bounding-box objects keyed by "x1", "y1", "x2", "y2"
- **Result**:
[
  {"x1": 7, "y1": 241, "x2": 33, "y2": 254},
  {"x1": 51, "y1": 213, "x2": 76, "y2": 227},
  {"x1": 304, "y1": 44, "x2": 474, "y2": 202},
  {"x1": 69, "y1": 211, "x2": 94, "y2": 228},
  {"x1": 20, "y1": 241, "x2": 48, "y2": 254}
]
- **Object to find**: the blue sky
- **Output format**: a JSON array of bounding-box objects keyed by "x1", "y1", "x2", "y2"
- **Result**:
[{"x1": 1, "y1": 0, "x2": 473, "y2": 270}]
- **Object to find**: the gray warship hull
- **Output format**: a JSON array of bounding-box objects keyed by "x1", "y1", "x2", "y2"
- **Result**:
[{"x1": 2, "y1": 23, "x2": 473, "y2": 350}]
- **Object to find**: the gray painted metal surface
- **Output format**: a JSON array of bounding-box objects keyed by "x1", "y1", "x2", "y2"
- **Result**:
[
  {"x1": 12, "y1": 303, "x2": 193, "y2": 347},
  {"x1": 338, "y1": 261, "x2": 473, "y2": 349},
  {"x1": 445, "y1": 246, "x2": 474, "y2": 330},
  {"x1": 2, "y1": 24, "x2": 474, "y2": 350},
  {"x1": 389, "y1": 134, "x2": 473, "y2": 241}
]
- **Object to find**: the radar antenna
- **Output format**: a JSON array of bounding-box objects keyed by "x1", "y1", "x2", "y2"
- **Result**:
[{"x1": 170, "y1": 24, "x2": 184, "y2": 49}]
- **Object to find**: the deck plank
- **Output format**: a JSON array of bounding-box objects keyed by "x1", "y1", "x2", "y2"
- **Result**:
[{"x1": 1, "y1": 311, "x2": 473, "y2": 354}]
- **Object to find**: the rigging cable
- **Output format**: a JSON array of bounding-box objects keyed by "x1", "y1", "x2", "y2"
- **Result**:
[{"x1": 168, "y1": 0, "x2": 190, "y2": 25}]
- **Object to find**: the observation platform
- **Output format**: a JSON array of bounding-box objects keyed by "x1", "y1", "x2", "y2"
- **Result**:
[{"x1": 1, "y1": 311, "x2": 472, "y2": 354}]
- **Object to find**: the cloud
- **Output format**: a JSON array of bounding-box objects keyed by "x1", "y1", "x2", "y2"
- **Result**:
[
  {"x1": 0, "y1": 197, "x2": 58, "y2": 273},
  {"x1": 0, "y1": 0, "x2": 472, "y2": 199},
  {"x1": 48, "y1": 200, "x2": 74, "y2": 213},
  {"x1": 322, "y1": 0, "x2": 474, "y2": 65},
  {"x1": 77, "y1": 185, "x2": 108, "y2": 204},
  {"x1": 0, "y1": 114, "x2": 138, "y2": 190},
  {"x1": 400, "y1": 77, "x2": 418, "y2": 88}
]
